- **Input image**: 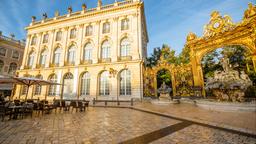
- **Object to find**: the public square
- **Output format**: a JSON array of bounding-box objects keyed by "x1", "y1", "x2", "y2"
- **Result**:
[
  {"x1": 0, "y1": 0, "x2": 256, "y2": 144},
  {"x1": 0, "y1": 105, "x2": 255, "y2": 144}
]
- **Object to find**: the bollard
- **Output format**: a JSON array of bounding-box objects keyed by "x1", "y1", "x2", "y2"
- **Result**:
[
  {"x1": 93, "y1": 98, "x2": 95, "y2": 105},
  {"x1": 131, "y1": 98, "x2": 133, "y2": 106},
  {"x1": 105, "y1": 101, "x2": 107, "y2": 106}
]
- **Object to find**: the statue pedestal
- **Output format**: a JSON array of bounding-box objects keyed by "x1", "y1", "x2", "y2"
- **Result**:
[
  {"x1": 151, "y1": 93, "x2": 179, "y2": 105},
  {"x1": 159, "y1": 93, "x2": 170, "y2": 102}
]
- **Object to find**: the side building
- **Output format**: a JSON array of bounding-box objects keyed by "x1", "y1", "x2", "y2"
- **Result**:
[
  {"x1": 14, "y1": 0, "x2": 148, "y2": 101},
  {"x1": 0, "y1": 32, "x2": 25, "y2": 96}
]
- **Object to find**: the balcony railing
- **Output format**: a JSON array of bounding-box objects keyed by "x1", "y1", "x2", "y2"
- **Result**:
[
  {"x1": 49, "y1": 63, "x2": 60, "y2": 68},
  {"x1": 64, "y1": 61, "x2": 75, "y2": 66},
  {"x1": 118, "y1": 56, "x2": 132, "y2": 61},
  {"x1": 24, "y1": 65, "x2": 32, "y2": 69},
  {"x1": 80, "y1": 60, "x2": 93, "y2": 65},
  {"x1": 98, "y1": 58, "x2": 111, "y2": 63},
  {"x1": 36, "y1": 64, "x2": 45, "y2": 69}
]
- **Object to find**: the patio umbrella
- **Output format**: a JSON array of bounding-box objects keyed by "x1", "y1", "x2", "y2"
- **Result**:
[{"x1": 0, "y1": 75, "x2": 61, "y2": 101}]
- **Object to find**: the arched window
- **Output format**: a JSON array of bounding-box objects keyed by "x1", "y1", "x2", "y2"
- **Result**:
[
  {"x1": 67, "y1": 45, "x2": 76, "y2": 64},
  {"x1": 28, "y1": 51, "x2": 35, "y2": 67},
  {"x1": 0, "y1": 60, "x2": 4, "y2": 73},
  {"x1": 103, "y1": 22, "x2": 110, "y2": 33},
  {"x1": 40, "y1": 49, "x2": 48, "y2": 66},
  {"x1": 120, "y1": 69, "x2": 131, "y2": 95},
  {"x1": 101, "y1": 40, "x2": 111, "y2": 59},
  {"x1": 48, "y1": 74, "x2": 58, "y2": 96},
  {"x1": 43, "y1": 34, "x2": 49, "y2": 43},
  {"x1": 85, "y1": 25, "x2": 93, "y2": 36},
  {"x1": 31, "y1": 36, "x2": 37, "y2": 45},
  {"x1": 53, "y1": 47, "x2": 61, "y2": 65},
  {"x1": 120, "y1": 38, "x2": 130, "y2": 57},
  {"x1": 80, "y1": 72, "x2": 90, "y2": 96},
  {"x1": 99, "y1": 71, "x2": 110, "y2": 96},
  {"x1": 63, "y1": 73, "x2": 74, "y2": 99},
  {"x1": 83, "y1": 43, "x2": 93, "y2": 61},
  {"x1": 121, "y1": 18, "x2": 129, "y2": 30},
  {"x1": 34, "y1": 75, "x2": 43, "y2": 95},
  {"x1": 8, "y1": 62, "x2": 17, "y2": 74}
]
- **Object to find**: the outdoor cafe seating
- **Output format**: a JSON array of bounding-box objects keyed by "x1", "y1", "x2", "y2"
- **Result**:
[{"x1": 0, "y1": 99, "x2": 90, "y2": 121}]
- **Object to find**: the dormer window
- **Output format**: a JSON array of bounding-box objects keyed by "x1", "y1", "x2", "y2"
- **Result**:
[{"x1": 103, "y1": 22, "x2": 110, "y2": 34}]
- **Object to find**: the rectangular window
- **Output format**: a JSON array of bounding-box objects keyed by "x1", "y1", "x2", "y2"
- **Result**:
[
  {"x1": 85, "y1": 25, "x2": 93, "y2": 36},
  {"x1": 0, "y1": 48, "x2": 6, "y2": 57},
  {"x1": 12, "y1": 51, "x2": 19, "y2": 59},
  {"x1": 56, "y1": 31, "x2": 62, "y2": 41},
  {"x1": 70, "y1": 29, "x2": 76, "y2": 39},
  {"x1": 103, "y1": 23, "x2": 110, "y2": 34},
  {"x1": 43, "y1": 34, "x2": 49, "y2": 43},
  {"x1": 31, "y1": 37, "x2": 37, "y2": 45},
  {"x1": 121, "y1": 19, "x2": 129, "y2": 30}
]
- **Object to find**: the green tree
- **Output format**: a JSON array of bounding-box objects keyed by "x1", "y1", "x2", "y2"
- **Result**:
[{"x1": 178, "y1": 46, "x2": 190, "y2": 64}]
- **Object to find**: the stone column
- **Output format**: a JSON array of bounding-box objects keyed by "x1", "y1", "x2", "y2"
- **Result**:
[
  {"x1": 60, "y1": 27, "x2": 69, "y2": 66},
  {"x1": 76, "y1": 24, "x2": 84, "y2": 65},
  {"x1": 45, "y1": 31, "x2": 54, "y2": 68},
  {"x1": 33, "y1": 33, "x2": 43, "y2": 69},
  {"x1": 94, "y1": 21, "x2": 101, "y2": 63},
  {"x1": 132, "y1": 13, "x2": 140, "y2": 60},
  {"x1": 21, "y1": 35, "x2": 31, "y2": 69},
  {"x1": 112, "y1": 17, "x2": 119, "y2": 62}
]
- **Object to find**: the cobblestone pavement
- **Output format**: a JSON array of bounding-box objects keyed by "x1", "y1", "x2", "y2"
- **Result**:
[
  {"x1": 134, "y1": 102, "x2": 256, "y2": 133},
  {"x1": 0, "y1": 107, "x2": 255, "y2": 144}
]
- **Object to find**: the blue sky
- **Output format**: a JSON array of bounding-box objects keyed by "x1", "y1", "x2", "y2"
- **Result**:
[{"x1": 0, "y1": 0, "x2": 254, "y2": 55}]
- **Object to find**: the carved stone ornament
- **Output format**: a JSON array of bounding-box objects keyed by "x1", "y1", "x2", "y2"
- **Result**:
[
  {"x1": 55, "y1": 11, "x2": 60, "y2": 17},
  {"x1": 203, "y1": 11, "x2": 234, "y2": 37}
]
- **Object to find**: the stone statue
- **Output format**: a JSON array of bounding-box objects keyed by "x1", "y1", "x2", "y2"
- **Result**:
[
  {"x1": 55, "y1": 11, "x2": 60, "y2": 17},
  {"x1": 221, "y1": 55, "x2": 230, "y2": 72},
  {"x1": 42, "y1": 13, "x2": 47, "y2": 20},
  {"x1": 205, "y1": 55, "x2": 252, "y2": 102},
  {"x1": 157, "y1": 82, "x2": 172, "y2": 101}
]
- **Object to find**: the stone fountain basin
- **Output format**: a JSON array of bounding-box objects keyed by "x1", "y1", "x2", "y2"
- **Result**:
[{"x1": 194, "y1": 100, "x2": 256, "y2": 112}]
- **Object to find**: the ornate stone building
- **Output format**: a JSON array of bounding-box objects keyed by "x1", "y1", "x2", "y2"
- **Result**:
[
  {"x1": 0, "y1": 32, "x2": 25, "y2": 96},
  {"x1": 0, "y1": 32, "x2": 25, "y2": 75},
  {"x1": 14, "y1": 0, "x2": 148, "y2": 101}
]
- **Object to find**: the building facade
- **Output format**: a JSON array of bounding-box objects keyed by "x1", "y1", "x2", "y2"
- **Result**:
[
  {"x1": 14, "y1": 0, "x2": 148, "y2": 101},
  {"x1": 0, "y1": 32, "x2": 25, "y2": 96}
]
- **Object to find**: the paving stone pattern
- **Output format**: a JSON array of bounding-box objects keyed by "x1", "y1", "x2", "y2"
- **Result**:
[{"x1": 0, "y1": 107, "x2": 255, "y2": 144}]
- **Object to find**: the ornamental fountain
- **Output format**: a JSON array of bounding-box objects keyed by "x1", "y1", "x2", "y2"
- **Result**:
[{"x1": 205, "y1": 54, "x2": 252, "y2": 102}]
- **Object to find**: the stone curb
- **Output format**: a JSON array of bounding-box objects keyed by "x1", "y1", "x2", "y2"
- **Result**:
[{"x1": 130, "y1": 107, "x2": 256, "y2": 137}]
